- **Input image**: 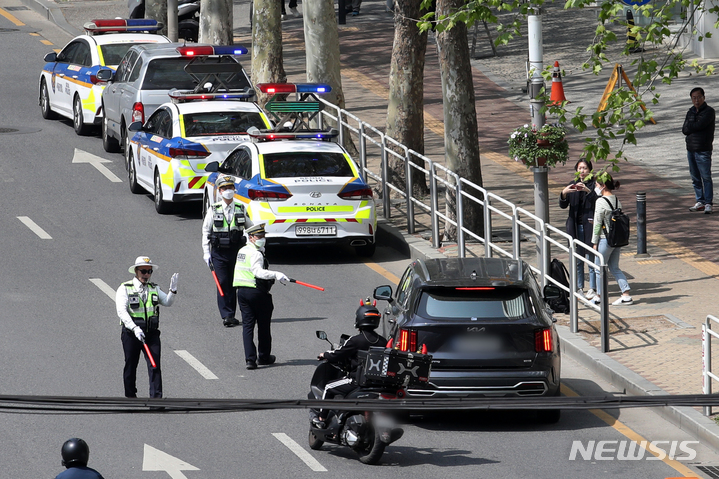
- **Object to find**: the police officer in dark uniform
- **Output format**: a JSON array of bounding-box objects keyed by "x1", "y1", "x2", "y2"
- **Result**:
[
  {"x1": 233, "y1": 223, "x2": 289, "y2": 369},
  {"x1": 202, "y1": 175, "x2": 247, "y2": 327},
  {"x1": 55, "y1": 438, "x2": 105, "y2": 479}
]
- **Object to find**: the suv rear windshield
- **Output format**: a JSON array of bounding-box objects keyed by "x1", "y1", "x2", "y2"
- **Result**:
[
  {"x1": 417, "y1": 287, "x2": 531, "y2": 321},
  {"x1": 100, "y1": 43, "x2": 148, "y2": 67},
  {"x1": 262, "y1": 152, "x2": 352, "y2": 178},
  {"x1": 141, "y1": 57, "x2": 251, "y2": 90},
  {"x1": 183, "y1": 111, "x2": 266, "y2": 136}
]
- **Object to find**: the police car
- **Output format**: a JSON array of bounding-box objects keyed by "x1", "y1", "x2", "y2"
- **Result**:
[
  {"x1": 203, "y1": 83, "x2": 377, "y2": 256},
  {"x1": 126, "y1": 86, "x2": 271, "y2": 214},
  {"x1": 38, "y1": 19, "x2": 170, "y2": 135}
]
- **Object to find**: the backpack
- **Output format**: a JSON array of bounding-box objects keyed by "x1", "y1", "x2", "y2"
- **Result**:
[
  {"x1": 601, "y1": 197, "x2": 630, "y2": 248},
  {"x1": 547, "y1": 258, "x2": 570, "y2": 314}
]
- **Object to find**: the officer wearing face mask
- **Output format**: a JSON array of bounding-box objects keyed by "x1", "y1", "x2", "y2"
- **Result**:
[
  {"x1": 234, "y1": 223, "x2": 289, "y2": 370},
  {"x1": 202, "y1": 175, "x2": 248, "y2": 327},
  {"x1": 115, "y1": 256, "x2": 178, "y2": 398}
]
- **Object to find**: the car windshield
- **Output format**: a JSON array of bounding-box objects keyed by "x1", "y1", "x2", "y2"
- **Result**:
[
  {"x1": 100, "y1": 43, "x2": 147, "y2": 66},
  {"x1": 417, "y1": 287, "x2": 531, "y2": 321},
  {"x1": 141, "y1": 57, "x2": 251, "y2": 90},
  {"x1": 183, "y1": 111, "x2": 266, "y2": 136},
  {"x1": 262, "y1": 152, "x2": 353, "y2": 178}
]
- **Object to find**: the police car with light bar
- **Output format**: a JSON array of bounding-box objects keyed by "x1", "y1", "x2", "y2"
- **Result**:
[
  {"x1": 125, "y1": 86, "x2": 271, "y2": 214},
  {"x1": 203, "y1": 83, "x2": 377, "y2": 256},
  {"x1": 39, "y1": 19, "x2": 170, "y2": 135}
]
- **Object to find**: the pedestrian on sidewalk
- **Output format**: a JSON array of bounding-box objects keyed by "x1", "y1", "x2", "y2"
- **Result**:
[
  {"x1": 591, "y1": 176, "x2": 633, "y2": 306},
  {"x1": 281, "y1": 0, "x2": 300, "y2": 19},
  {"x1": 683, "y1": 87, "x2": 715, "y2": 214},
  {"x1": 559, "y1": 159, "x2": 598, "y2": 300}
]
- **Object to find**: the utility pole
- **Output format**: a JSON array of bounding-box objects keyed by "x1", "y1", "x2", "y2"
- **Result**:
[
  {"x1": 200, "y1": 0, "x2": 234, "y2": 45},
  {"x1": 527, "y1": 7, "x2": 550, "y2": 280},
  {"x1": 167, "y1": 0, "x2": 177, "y2": 41},
  {"x1": 145, "y1": 0, "x2": 168, "y2": 36}
]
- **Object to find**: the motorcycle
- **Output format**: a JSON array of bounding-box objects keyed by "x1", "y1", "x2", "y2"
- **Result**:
[
  {"x1": 307, "y1": 330, "x2": 426, "y2": 465},
  {"x1": 128, "y1": 0, "x2": 200, "y2": 42}
]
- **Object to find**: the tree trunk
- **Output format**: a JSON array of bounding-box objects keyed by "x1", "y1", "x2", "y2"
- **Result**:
[
  {"x1": 251, "y1": 0, "x2": 286, "y2": 104},
  {"x1": 145, "y1": 0, "x2": 168, "y2": 36},
  {"x1": 304, "y1": 0, "x2": 356, "y2": 155},
  {"x1": 199, "y1": 0, "x2": 233, "y2": 45},
  {"x1": 385, "y1": 0, "x2": 429, "y2": 197},
  {"x1": 435, "y1": 0, "x2": 483, "y2": 242}
]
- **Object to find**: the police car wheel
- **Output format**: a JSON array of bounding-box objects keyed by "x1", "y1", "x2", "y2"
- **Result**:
[
  {"x1": 128, "y1": 150, "x2": 142, "y2": 194},
  {"x1": 73, "y1": 96, "x2": 90, "y2": 136},
  {"x1": 40, "y1": 80, "x2": 57, "y2": 120},
  {"x1": 154, "y1": 170, "x2": 171, "y2": 214},
  {"x1": 102, "y1": 112, "x2": 120, "y2": 153}
]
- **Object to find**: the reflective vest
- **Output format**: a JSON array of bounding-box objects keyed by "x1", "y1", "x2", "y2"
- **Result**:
[
  {"x1": 208, "y1": 201, "x2": 246, "y2": 249},
  {"x1": 122, "y1": 281, "x2": 160, "y2": 331},
  {"x1": 233, "y1": 244, "x2": 273, "y2": 293}
]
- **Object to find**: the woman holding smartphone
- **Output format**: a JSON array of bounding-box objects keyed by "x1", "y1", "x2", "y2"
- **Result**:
[{"x1": 559, "y1": 159, "x2": 598, "y2": 300}]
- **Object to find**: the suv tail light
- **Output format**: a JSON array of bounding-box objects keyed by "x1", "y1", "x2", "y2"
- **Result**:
[
  {"x1": 535, "y1": 328, "x2": 553, "y2": 352},
  {"x1": 398, "y1": 329, "x2": 417, "y2": 352},
  {"x1": 338, "y1": 187, "x2": 373, "y2": 201},
  {"x1": 248, "y1": 189, "x2": 292, "y2": 201},
  {"x1": 168, "y1": 147, "x2": 210, "y2": 159},
  {"x1": 131, "y1": 102, "x2": 144, "y2": 124}
]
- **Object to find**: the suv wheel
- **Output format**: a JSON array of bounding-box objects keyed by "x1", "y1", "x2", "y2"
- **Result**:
[{"x1": 102, "y1": 112, "x2": 120, "y2": 153}]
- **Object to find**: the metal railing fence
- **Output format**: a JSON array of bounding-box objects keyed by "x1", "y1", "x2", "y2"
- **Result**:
[{"x1": 703, "y1": 315, "x2": 719, "y2": 415}]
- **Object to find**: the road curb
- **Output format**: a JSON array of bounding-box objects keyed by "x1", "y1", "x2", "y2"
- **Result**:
[
  {"x1": 20, "y1": 0, "x2": 82, "y2": 37},
  {"x1": 380, "y1": 221, "x2": 719, "y2": 451}
]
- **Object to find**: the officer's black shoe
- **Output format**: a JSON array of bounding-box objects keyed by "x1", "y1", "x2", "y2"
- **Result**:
[
  {"x1": 246, "y1": 360, "x2": 258, "y2": 370},
  {"x1": 258, "y1": 355, "x2": 276, "y2": 365},
  {"x1": 223, "y1": 317, "x2": 240, "y2": 327}
]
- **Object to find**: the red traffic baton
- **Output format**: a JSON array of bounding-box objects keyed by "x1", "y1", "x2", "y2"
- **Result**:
[
  {"x1": 142, "y1": 340, "x2": 157, "y2": 369},
  {"x1": 289, "y1": 278, "x2": 325, "y2": 291},
  {"x1": 208, "y1": 260, "x2": 225, "y2": 297}
]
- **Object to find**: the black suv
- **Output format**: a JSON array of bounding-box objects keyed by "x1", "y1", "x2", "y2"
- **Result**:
[{"x1": 374, "y1": 257, "x2": 562, "y2": 421}]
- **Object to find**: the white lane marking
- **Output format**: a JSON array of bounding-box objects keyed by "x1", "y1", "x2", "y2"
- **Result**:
[
  {"x1": 71, "y1": 148, "x2": 122, "y2": 183},
  {"x1": 143, "y1": 444, "x2": 199, "y2": 478},
  {"x1": 272, "y1": 432, "x2": 327, "y2": 472},
  {"x1": 16, "y1": 216, "x2": 52, "y2": 239},
  {"x1": 89, "y1": 278, "x2": 116, "y2": 300},
  {"x1": 174, "y1": 350, "x2": 219, "y2": 380}
]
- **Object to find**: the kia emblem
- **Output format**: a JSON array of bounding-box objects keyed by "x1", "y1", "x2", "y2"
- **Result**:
[{"x1": 309, "y1": 191, "x2": 322, "y2": 198}]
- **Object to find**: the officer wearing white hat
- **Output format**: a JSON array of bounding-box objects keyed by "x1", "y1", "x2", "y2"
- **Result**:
[
  {"x1": 115, "y1": 256, "x2": 178, "y2": 398},
  {"x1": 234, "y1": 223, "x2": 289, "y2": 369},
  {"x1": 201, "y1": 175, "x2": 247, "y2": 327}
]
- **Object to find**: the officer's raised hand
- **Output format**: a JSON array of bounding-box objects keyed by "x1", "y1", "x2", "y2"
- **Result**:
[{"x1": 170, "y1": 273, "x2": 179, "y2": 293}]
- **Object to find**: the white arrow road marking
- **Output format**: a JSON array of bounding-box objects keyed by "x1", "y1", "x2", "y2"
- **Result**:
[
  {"x1": 142, "y1": 444, "x2": 199, "y2": 479},
  {"x1": 89, "y1": 278, "x2": 116, "y2": 300},
  {"x1": 174, "y1": 350, "x2": 218, "y2": 379},
  {"x1": 72, "y1": 148, "x2": 122, "y2": 183},
  {"x1": 16, "y1": 216, "x2": 52, "y2": 239},
  {"x1": 272, "y1": 433, "x2": 327, "y2": 472}
]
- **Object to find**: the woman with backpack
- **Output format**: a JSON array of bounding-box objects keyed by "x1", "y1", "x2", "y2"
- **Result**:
[
  {"x1": 559, "y1": 159, "x2": 598, "y2": 300},
  {"x1": 591, "y1": 175, "x2": 633, "y2": 306}
]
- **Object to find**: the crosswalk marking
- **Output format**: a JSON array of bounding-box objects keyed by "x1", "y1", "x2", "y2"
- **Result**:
[{"x1": 17, "y1": 216, "x2": 52, "y2": 239}]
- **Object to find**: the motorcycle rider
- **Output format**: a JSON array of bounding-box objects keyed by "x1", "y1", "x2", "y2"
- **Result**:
[
  {"x1": 311, "y1": 301, "x2": 386, "y2": 428},
  {"x1": 55, "y1": 438, "x2": 105, "y2": 479}
]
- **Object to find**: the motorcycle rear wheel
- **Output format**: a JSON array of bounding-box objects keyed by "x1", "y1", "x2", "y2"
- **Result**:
[
  {"x1": 355, "y1": 427, "x2": 385, "y2": 465},
  {"x1": 308, "y1": 429, "x2": 324, "y2": 450}
]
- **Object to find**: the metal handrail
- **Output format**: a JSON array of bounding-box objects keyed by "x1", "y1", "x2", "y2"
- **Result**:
[{"x1": 703, "y1": 315, "x2": 719, "y2": 415}]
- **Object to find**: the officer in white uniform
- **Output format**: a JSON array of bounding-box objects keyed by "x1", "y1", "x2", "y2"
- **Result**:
[
  {"x1": 202, "y1": 175, "x2": 247, "y2": 327},
  {"x1": 115, "y1": 256, "x2": 178, "y2": 398}
]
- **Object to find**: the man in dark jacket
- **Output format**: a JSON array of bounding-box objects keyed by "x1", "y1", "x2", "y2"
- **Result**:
[{"x1": 683, "y1": 87, "x2": 716, "y2": 214}]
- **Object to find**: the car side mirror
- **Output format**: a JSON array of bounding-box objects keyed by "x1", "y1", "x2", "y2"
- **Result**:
[
  {"x1": 205, "y1": 161, "x2": 219, "y2": 173},
  {"x1": 128, "y1": 121, "x2": 143, "y2": 132},
  {"x1": 373, "y1": 285, "x2": 394, "y2": 303},
  {"x1": 96, "y1": 68, "x2": 114, "y2": 82},
  {"x1": 543, "y1": 284, "x2": 562, "y2": 301},
  {"x1": 44, "y1": 52, "x2": 57, "y2": 62}
]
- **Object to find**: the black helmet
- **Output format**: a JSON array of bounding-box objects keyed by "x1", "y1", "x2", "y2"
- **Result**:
[
  {"x1": 61, "y1": 438, "x2": 89, "y2": 468},
  {"x1": 355, "y1": 303, "x2": 381, "y2": 330}
]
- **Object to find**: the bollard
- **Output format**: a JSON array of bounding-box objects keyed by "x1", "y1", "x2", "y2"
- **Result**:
[{"x1": 636, "y1": 192, "x2": 649, "y2": 257}]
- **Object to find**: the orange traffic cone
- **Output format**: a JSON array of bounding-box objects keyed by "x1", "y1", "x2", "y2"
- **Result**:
[{"x1": 549, "y1": 61, "x2": 569, "y2": 105}]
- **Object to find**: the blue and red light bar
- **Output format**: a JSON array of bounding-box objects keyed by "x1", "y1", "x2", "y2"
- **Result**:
[
  {"x1": 168, "y1": 90, "x2": 254, "y2": 101},
  {"x1": 248, "y1": 130, "x2": 339, "y2": 141},
  {"x1": 176, "y1": 45, "x2": 248, "y2": 57},
  {"x1": 256, "y1": 83, "x2": 332, "y2": 94},
  {"x1": 84, "y1": 19, "x2": 162, "y2": 33}
]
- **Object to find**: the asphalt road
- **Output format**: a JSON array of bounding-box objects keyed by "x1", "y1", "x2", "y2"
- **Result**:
[{"x1": 0, "y1": 3, "x2": 718, "y2": 478}]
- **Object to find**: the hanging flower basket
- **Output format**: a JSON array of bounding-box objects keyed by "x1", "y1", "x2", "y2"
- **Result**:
[{"x1": 508, "y1": 124, "x2": 569, "y2": 169}]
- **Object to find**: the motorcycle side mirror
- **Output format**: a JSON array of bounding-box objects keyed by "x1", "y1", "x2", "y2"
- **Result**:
[{"x1": 316, "y1": 331, "x2": 327, "y2": 341}]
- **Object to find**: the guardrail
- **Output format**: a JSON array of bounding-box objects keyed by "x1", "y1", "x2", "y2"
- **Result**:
[
  {"x1": 317, "y1": 97, "x2": 614, "y2": 351},
  {"x1": 703, "y1": 315, "x2": 719, "y2": 415}
]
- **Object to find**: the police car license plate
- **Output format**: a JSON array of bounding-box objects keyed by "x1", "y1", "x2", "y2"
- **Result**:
[{"x1": 295, "y1": 225, "x2": 337, "y2": 236}]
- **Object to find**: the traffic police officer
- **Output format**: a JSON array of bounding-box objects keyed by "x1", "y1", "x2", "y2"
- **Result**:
[
  {"x1": 115, "y1": 256, "x2": 178, "y2": 398},
  {"x1": 202, "y1": 175, "x2": 247, "y2": 327},
  {"x1": 234, "y1": 223, "x2": 289, "y2": 369},
  {"x1": 55, "y1": 438, "x2": 105, "y2": 479}
]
